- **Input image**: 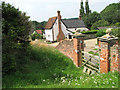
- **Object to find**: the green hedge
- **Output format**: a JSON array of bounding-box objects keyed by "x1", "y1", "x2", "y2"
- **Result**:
[
  {"x1": 81, "y1": 30, "x2": 99, "y2": 34},
  {"x1": 96, "y1": 29, "x2": 106, "y2": 37}
]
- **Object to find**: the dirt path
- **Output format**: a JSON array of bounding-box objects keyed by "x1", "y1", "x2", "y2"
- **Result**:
[
  {"x1": 30, "y1": 38, "x2": 98, "y2": 52},
  {"x1": 30, "y1": 39, "x2": 59, "y2": 47}
]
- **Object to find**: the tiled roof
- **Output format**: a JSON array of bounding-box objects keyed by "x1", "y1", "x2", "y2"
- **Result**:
[
  {"x1": 61, "y1": 19, "x2": 85, "y2": 28},
  {"x1": 45, "y1": 17, "x2": 57, "y2": 29},
  {"x1": 36, "y1": 30, "x2": 42, "y2": 34}
]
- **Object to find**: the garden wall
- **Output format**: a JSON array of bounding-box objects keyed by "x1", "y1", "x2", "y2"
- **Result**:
[
  {"x1": 109, "y1": 40, "x2": 119, "y2": 72},
  {"x1": 83, "y1": 33, "x2": 96, "y2": 40},
  {"x1": 56, "y1": 39, "x2": 74, "y2": 60}
]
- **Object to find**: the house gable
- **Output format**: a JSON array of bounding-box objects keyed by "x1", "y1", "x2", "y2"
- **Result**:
[{"x1": 45, "y1": 17, "x2": 57, "y2": 29}]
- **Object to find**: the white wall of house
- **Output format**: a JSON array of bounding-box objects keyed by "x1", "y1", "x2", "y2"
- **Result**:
[
  {"x1": 45, "y1": 19, "x2": 88, "y2": 41},
  {"x1": 61, "y1": 21, "x2": 68, "y2": 38},
  {"x1": 76, "y1": 28, "x2": 89, "y2": 32},
  {"x1": 67, "y1": 28, "x2": 76, "y2": 32},
  {"x1": 45, "y1": 29, "x2": 53, "y2": 41},
  {"x1": 52, "y1": 19, "x2": 69, "y2": 41},
  {"x1": 53, "y1": 19, "x2": 58, "y2": 41}
]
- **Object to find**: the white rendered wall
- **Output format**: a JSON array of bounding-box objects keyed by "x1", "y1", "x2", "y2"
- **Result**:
[
  {"x1": 61, "y1": 21, "x2": 68, "y2": 38},
  {"x1": 52, "y1": 19, "x2": 58, "y2": 41},
  {"x1": 67, "y1": 28, "x2": 76, "y2": 32},
  {"x1": 45, "y1": 29, "x2": 53, "y2": 41}
]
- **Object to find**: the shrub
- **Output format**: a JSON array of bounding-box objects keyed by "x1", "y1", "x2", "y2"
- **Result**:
[
  {"x1": 111, "y1": 28, "x2": 119, "y2": 37},
  {"x1": 96, "y1": 29, "x2": 106, "y2": 37},
  {"x1": 31, "y1": 33, "x2": 43, "y2": 40}
]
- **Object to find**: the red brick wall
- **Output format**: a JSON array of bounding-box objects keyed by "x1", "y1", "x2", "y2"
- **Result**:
[
  {"x1": 110, "y1": 40, "x2": 119, "y2": 72},
  {"x1": 100, "y1": 42, "x2": 110, "y2": 73},
  {"x1": 99, "y1": 40, "x2": 119, "y2": 73},
  {"x1": 56, "y1": 39, "x2": 74, "y2": 60}
]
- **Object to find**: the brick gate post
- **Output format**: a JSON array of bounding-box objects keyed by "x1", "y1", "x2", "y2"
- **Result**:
[
  {"x1": 98, "y1": 29, "x2": 118, "y2": 73},
  {"x1": 73, "y1": 33, "x2": 85, "y2": 67}
]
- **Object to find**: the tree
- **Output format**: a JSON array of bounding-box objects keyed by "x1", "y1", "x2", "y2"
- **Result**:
[
  {"x1": 91, "y1": 19, "x2": 109, "y2": 30},
  {"x1": 83, "y1": 11, "x2": 101, "y2": 29},
  {"x1": 80, "y1": 0, "x2": 85, "y2": 17},
  {"x1": 2, "y1": 2, "x2": 33, "y2": 74},
  {"x1": 32, "y1": 21, "x2": 47, "y2": 31},
  {"x1": 85, "y1": 0, "x2": 91, "y2": 16},
  {"x1": 100, "y1": 3, "x2": 120, "y2": 24}
]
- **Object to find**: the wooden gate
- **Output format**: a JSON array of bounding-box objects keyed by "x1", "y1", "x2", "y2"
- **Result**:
[{"x1": 82, "y1": 51, "x2": 100, "y2": 75}]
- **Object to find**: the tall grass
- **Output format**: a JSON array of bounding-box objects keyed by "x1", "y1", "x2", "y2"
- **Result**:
[{"x1": 2, "y1": 45, "x2": 119, "y2": 88}]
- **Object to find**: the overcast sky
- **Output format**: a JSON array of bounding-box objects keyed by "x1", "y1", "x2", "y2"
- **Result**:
[{"x1": 2, "y1": 0, "x2": 119, "y2": 22}]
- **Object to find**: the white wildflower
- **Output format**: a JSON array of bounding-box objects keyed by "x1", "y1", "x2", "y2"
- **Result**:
[
  {"x1": 61, "y1": 77, "x2": 65, "y2": 80},
  {"x1": 43, "y1": 80, "x2": 45, "y2": 82},
  {"x1": 68, "y1": 81, "x2": 71, "y2": 85},
  {"x1": 112, "y1": 82, "x2": 115, "y2": 84},
  {"x1": 112, "y1": 86, "x2": 115, "y2": 88},
  {"x1": 110, "y1": 78, "x2": 112, "y2": 80},
  {"x1": 75, "y1": 83, "x2": 77, "y2": 85},
  {"x1": 80, "y1": 76, "x2": 83, "y2": 80},
  {"x1": 94, "y1": 81, "x2": 97, "y2": 84}
]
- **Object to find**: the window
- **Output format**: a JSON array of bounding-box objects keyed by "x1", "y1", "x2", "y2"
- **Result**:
[{"x1": 48, "y1": 35, "x2": 51, "y2": 37}]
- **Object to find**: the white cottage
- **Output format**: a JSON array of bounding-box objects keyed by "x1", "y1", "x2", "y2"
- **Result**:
[{"x1": 45, "y1": 11, "x2": 88, "y2": 42}]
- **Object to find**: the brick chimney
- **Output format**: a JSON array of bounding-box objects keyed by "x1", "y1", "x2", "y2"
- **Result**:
[
  {"x1": 57, "y1": 10, "x2": 65, "y2": 42},
  {"x1": 79, "y1": 15, "x2": 82, "y2": 20}
]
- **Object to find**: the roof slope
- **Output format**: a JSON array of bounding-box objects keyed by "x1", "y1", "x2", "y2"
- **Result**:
[
  {"x1": 61, "y1": 19, "x2": 85, "y2": 28},
  {"x1": 36, "y1": 30, "x2": 42, "y2": 34},
  {"x1": 45, "y1": 17, "x2": 57, "y2": 29}
]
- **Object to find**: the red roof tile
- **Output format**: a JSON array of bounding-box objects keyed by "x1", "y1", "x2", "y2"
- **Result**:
[
  {"x1": 45, "y1": 17, "x2": 57, "y2": 29},
  {"x1": 36, "y1": 30, "x2": 42, "y2": 34}
]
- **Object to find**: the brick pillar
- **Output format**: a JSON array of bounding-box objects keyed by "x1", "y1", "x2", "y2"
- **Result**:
[
  {"x1": 98, "y1": 30, "x2": 118, "y2": 73},
  {"x1": 99, "y1": 40, "x2": 110, "y2": 73},
  {"x1": 73, "y1": 34, "x2": 84, "y2": 67},
  {"x1": 118, "y1": 41, "x2": 120, "y2": 73}
]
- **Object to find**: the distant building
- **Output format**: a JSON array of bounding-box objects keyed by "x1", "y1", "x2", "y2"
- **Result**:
[
  {"x1": 33, "y1": 30, "x2": 43, "y2": 35},
  {"x1": 97, "y1": 26, "x2": 117, "y2": 30},
  {"x1": 45, "y1": 11, "x2": 88, "y2": 42}
]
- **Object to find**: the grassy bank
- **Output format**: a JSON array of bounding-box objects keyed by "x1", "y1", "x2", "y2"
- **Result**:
[{"x1": 2, "y1": 44, "x2": 119, "y2": 88}]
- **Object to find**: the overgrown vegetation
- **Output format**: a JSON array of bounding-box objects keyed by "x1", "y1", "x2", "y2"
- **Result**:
[
  {"x1": 2, "y1": 2, "x2": 33, "y2": 75},
  {"x1": 3, "y1": 45, "x2": 118, "y2": 88}
]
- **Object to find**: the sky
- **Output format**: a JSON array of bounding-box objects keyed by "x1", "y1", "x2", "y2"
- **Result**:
[{"x1": 1, "y1": 0, "x2": 119, "y2": 22}]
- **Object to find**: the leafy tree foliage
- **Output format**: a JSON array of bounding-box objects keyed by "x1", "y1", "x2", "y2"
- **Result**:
[
  {"x1": 100, "y1": 3, "x2": 120, "y2": 24},
  {"x1": 85, "y1": 0, "x2": 91, "y2": 16},
  {"x1": 80, "y1": 0, "x2": 85, "y2": 17},
  {"x1": 32, "y1": 20, "x2": 47, "y2": 30},
  {"x1": 83, "y1": 11, "x2": 101, "y2": 29},
  {"x1": 91, "y1": 19, "x2": 109, "y2": 30},
  {"x1": 2, "y1": 2, "x2": 33, "y2": 74}
]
